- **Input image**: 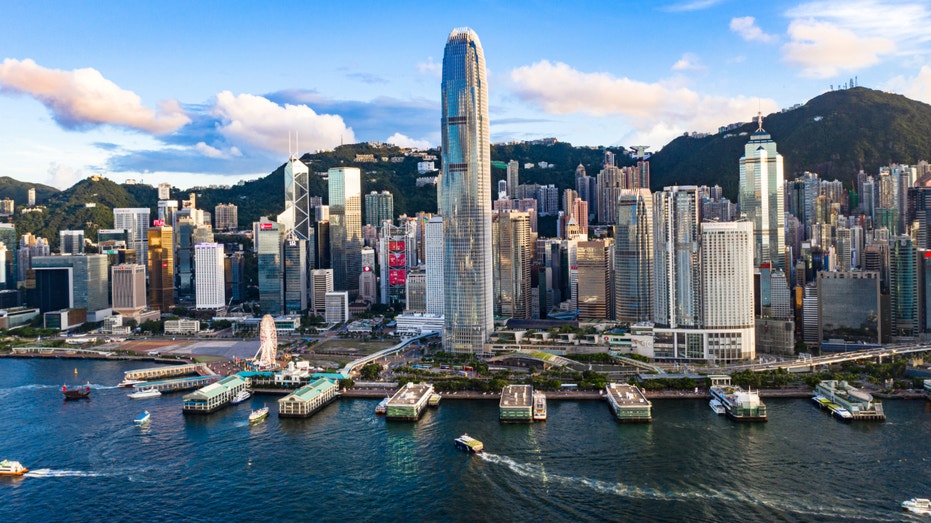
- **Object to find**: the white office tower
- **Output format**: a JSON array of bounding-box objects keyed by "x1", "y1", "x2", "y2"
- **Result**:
[
  {"x1": 614, "y1": 189, "x2": 653, "y2": 324},
  {"x1": 738, "y1": 113, "x2": 785, "y2": 270},
  {"x1": 194, "y1": 243, "x2": 225, "y2": 309},
  {"x1": 311, "y1": 269, "x2": 334, "y2": 316},
  {"x1": 699, "y1": 221, "x2": 756, "y2": 361},
  {"x1": 653, "y1": 186, "x2": 702, "y2": 328},
  {"x1": 440, "y1": 28, "x2": 492, "y2": 353},
  {"x1": 113, "y1": 207, "x2": 151, "y2": 266},
  {"x1": 425, "y1": 217, "x2": 445, "y2": 316},
  {"x1": 111, "y1": 263, "x2": 147, "y2": 313}
]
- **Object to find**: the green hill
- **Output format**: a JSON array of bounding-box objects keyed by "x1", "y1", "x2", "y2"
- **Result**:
[
  {"x1": 0, "y1": 177, "x2": 58, "y2": 206},
  {"x1": 649, "y1": 87, "x2": 931, "y2": 198}
]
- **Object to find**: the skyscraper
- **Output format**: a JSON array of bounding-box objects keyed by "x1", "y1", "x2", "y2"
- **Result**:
[
  {"x1": 738, "y1": 114, "x2": 785, "y2": 270},
  {"x1": 328, "y1": 166, "x2": 362, "y2": 294},
  {"x1": 147, "y1": 225, "x2": 174, "y2": 312},
  {"x1": 614, "y1": 189, "x2": 653, "y2": 323},
  {"x1": 425, "y1": 217, "x2": 444, "y2": 316},
  {"x1": 506, "y1": 160, "x2": 519, "y2": 198},
  {"x1": 284, "y1": 154, "x2": 311, "y2": 241},
  {"x1": 653, "y1": 186, "x2": 701, "y2": 328},
  {"x1": 194, "y1": 243, "x2": 226, "y2": 310},
  {"x1": 59, "y1": 230, "x2": 85, "y2": 255},
  {"x1": 365, "y1": 190, "x2": 394, "y2": 227},
  {"x1": 214, "y1": 203, "x2": 238, "y2": 231},
  {"x1": 440, "y1": 27, "x2": 493, "y2": 354},
  {"x1": 114, "y1": 208, "x2": 150, "y2": 266},
  {"x1": 256, "y1": 219, "x2": 284, "y2": 315},
  {"x1": 492, "y1": 210, "x2": 532, "y2": 320}
]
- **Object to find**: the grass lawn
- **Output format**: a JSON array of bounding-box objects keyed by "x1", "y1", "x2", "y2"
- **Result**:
[
  {"x1": 312, "y1": 339, "x2": 396, "y2": 355},
  {"x1": 193, "y1": 355, "x2": 226, "y2": 362}
]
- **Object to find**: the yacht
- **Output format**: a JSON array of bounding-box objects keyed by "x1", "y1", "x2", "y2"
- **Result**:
[
  {"x1": 230, "y1": 389, "x2": 252, "y2": 405},
  {"x1": 128, "y1": 388, "x2": 162, "y2": 400},
  {"x1": 709, "y1": 398, "x2": 726, "y2": 415},
  {"x1": 902, "y1": 498, "x2": 931, "y2": 515}
]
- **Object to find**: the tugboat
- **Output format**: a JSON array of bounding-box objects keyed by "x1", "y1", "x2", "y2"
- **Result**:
[
  {"x1": 454, "y1": 434, "x2": 484, "y2": 454},
  {"x1": 0, "y1": 459, "x2": 28, "y2": 476},
  {"x1": 62, "y1": 383, "x2": 91, "y2": 400}
]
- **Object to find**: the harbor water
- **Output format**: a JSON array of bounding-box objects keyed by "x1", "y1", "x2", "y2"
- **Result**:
[{"x1": 1, "y1": 358, "x2": 930, "y2": 522}]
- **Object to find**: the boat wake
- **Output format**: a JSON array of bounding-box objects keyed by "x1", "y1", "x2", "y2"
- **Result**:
[
  {"x1": 25, "y1": 468, "x2": 105, "y2": 478},
  {"x1": 478, "y1": 453, "x2": 897, "y2": 520}
]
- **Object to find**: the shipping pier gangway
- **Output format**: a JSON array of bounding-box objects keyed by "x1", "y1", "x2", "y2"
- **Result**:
[{"x1": 123, "y1": 363, "x2": 211, "y2": 381}]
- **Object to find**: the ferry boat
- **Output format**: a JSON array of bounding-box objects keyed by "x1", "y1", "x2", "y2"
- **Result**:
[
  {"x1": 248, "y1": 405, "x2": 269, "y2": 424},
  {"x1": 812, "y1": 394, "x2": 853, "y2": 421},
  {"x1": 901, "y1": 498, "x2": 931, "y2": 515},
  {"x1": 128, "y1": 388, "x2": 161, "y2": 400},
  {"x1": 374, "y1": 397, "x2": 389, "y2": 415},
  {"x1": 428, "y1": 393, "x2": 441, "y2": 408},
  {"x1": 134, "y1": 411, "x2": 150, "y2": 425},
  {"x1": 709, "y1": 399, "x2": 726, "y2": 415},
  {"x1": 532, "y1": 392, "x2": 547, "y2": 421},
  {"x1": 118, "y1": 378, "x2": 146, "y2": 388},
  {"x1": 710, "y1": 385, "x2": 767, "y2": 422},
  {"x1": 229, "y1": 389, "x2": 252, "y2": 405},
  {"x1": 62, "y1": 383, "x2": 91, "y2": 400},
  {"x1": 0, "y1": 459, "x2": 28, "y2": 476},
  {"x1": 454, "y1": 434, "x2": 484, "y2": 454}
]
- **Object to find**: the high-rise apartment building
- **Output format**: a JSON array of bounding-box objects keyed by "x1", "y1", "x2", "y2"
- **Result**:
[
  {"x1": 214, "y1": 203, "x2": 238, "y2": 231},
  {"x1": 328, "y1": 166, "x2": 362, "y2": 294},
  {"x1": 27, "y1": 187, "x2": 36, "y2": 206},
  {"x1": 158, "y1": 182, "x2": 171, "y2": 200},
  {"x1": 614, "y1": 189, "x2": 654, "y2": 323},
  {"x1": 147, "y1": 226, "x2": 174, "y2": 312},
  {"x1": 738, "y1": 114, "x2": 785, "y2": 270},
  {"x1": 194, "y1": 243, "x2": 225, "y2": 309},
  {"x1": 440, "y1": 27, "x2": 493, "y2": 353},
  {"x1": 365, "y1": 190, "x2": 394, "y2": 227}
]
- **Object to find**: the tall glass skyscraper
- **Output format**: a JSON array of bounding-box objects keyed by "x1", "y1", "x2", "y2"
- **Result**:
[
  {"x1": 328, "y1": 167, "x2": 362, "y2": 294},
  {"x1": 738, "y1": 115, "x2": 785, "y2": 270},
  {"x1": 440, "y1": 27, "x2": 493, "y2": 354}
]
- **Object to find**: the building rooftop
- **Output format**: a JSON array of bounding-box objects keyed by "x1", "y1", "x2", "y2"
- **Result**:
[
  {"x1": 387, "y1": 382, "x2": 433, "y2": 406},
  {"x1": 606, "y1": 383, "x2": 649, "y2": 407},
  {"x1": 183, "y1": 374, "x2": 246, "y2": 401},
  {"x1": 500, "y1": 384, "x2": 532, "y2": 408},
  {"x1": 288, "y1": 378, "x2": 337, "y2": 401}
]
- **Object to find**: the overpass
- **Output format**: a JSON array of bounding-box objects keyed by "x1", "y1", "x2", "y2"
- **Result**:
[
  {"x1": 724, "y1": 342, "x2": 931, "y2": 373},
  {"x1": 339, "y1": 332, "x2": 437, "y2": 376}
]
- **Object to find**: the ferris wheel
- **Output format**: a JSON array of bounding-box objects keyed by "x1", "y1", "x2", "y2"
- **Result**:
[{"x1": 254, "y1": 314, "x2": 278, "y2": 367}]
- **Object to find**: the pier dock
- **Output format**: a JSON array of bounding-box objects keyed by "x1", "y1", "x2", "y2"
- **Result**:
[
  {"x1": 605, "y1": 383, "x2": 652, "y2": 423},
  {"x1": 278, "y1": 378, "x2": 339, "y2": 418},
  {"x1": 499, "y1": 385, "x2": 533, "y2": 423},
  {"x1": 133, "y1": 375, "x2": 220, "y2": 393},
  {"x1": 815, "y1": 380, "x2": 886, "y2": 421},
  {"x1": 385, "y1": 382, "x2": 434, "y2": 421},
  {"x1": 125, "y1": 363, "x2": 209, "y2": 381},
  {"x1": 182, "y1": 375, "x2": 248, "y2": 415}
]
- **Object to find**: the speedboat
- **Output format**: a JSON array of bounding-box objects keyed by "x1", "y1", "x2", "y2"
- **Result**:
[
  {"x1": 902, "y1": 498, "x2": 931, "y2": 515},
  {"x1": 118, "y1": 378, "x2": 146, "y2": 388},
  {"x1": 249, "y1": 406, "x2": 269, "y2": 424},
  {"x1": 709, "y1": 399, "x2": 726, "y2": 415},
  {"x1": 230, "y1": 389, "x2": 252, "y2": 405},
  {"x1": 134, "y1": 411, "x2": 150, "y2": 425},
  {"x1": 128, "y1": 388, "x2": 161, "y2": 400},
  {"x1": 0, "y1": 459, "x2": 28, "y2": 476},
  {"x1": 454, "y1": 434, "x2": 484, "y2": 454}
]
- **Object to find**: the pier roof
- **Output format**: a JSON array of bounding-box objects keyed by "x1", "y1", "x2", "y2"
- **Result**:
[
  {"x1": 606, "y1": 383, "x2": 649, "y2": 406},
  {"x1": 183, "y1": 374, "x2": 245, "y2": 401},
  {"x1": 500, "y1": 384, "x2": 532, "y2": 407},
  {"x1": 288, "y1": 378, "x2": 337, "y2": 401},
  {"x1": 387, "y1": 382, "x2": 433, "y2": 406}
]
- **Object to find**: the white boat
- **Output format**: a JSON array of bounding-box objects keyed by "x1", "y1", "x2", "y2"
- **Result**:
[
  {"x1": 0, "y1": 459, "x2": 28, "y2": 476},
  {"x1": 454, "y1": 434, "x2": 484, "y2": 454},
  {"x1": 118, "y1": 378, "x2": 146, "y2": 388},
  {"x1": 532, "y1": 392, "x2": 547, "y2": 421},
  {"x1": 249, "y1": 405, "x2": 269, "y2": 424},
  {"x1": 230, "y1": 389, "x2": 252, "y2": 405},
  {"x1": 709, "y1": 399, "x2": 726, "y2": 415},
  {"x1": 134, "y1": 411, "x2": 150, "y2": 425},
  {"x1": 128, "y1": 388, "x2": 162, "y2": 400},
  {"x1": 375, "y1": 397, "x2": 389, "y2": 415},
  {"x1": 902, "y1": 498, "x2": 931, "y2": 515}
]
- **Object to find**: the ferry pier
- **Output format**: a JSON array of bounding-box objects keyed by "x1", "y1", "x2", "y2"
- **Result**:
[
  {"x1": 385, "y1": 382, "x2": 434, "y2": 421},
  {"x1": 605, "y1": 383, "x2": 652, "y2": 423},
  {"x1": 499, "y1": 385, "x2": 533, "y2": 423},
  {"x1": 182, "y1": 375, "x2": 249, "y2": 414},
  {"x1": 278, "y1": 378, "x2": 339, "y2": 418}
]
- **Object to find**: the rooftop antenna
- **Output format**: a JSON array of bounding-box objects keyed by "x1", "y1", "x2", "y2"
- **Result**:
[{"x1": 757, "y1": 109, "x2": 763, "y2": 132}]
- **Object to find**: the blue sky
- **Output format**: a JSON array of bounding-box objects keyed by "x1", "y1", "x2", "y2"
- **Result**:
[{"x1": 2, "y1": 0, "x2": 930, "y2": 190}]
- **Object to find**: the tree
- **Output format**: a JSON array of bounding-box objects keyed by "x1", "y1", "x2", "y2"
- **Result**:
[{"x1": 360, "y1": 362, "x2": 382, "y2": 381}]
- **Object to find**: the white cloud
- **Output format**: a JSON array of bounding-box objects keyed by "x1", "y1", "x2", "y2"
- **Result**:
[
  {"x1": 781, "y1": 19, "x2": 894, "y2": 78},
  {"x1": 730, "y1": 16, "x2": 777, "y2": 43},
  {"x1": 195, "y1": 142, "x2": 225, "y2": 158},
  {"x1": 0, "y1": 58, "x2": 190, "y2": 134},
  {"x1": 780, "y1": 1, "x2": 931, "y2": 78},
  {"x1": 663, "y1": 0, "x2": 724, "y2": 12},
  {"x1": 671, "y1": 53, "x2": 705, "y2": 72},
  {"x1": 508, "y1": 60, "x2": 777, "y2": 146},
  {"x1": 47, "y1": 162, "x2": 84, "y2": 188},
  {"x1": 418, "y1": 57, "x2": 441, "y2": 78},
  {"x1": 884, "y1": 65, "x2": 931, "y2": 103},
  {"x1": 385, "y1": 132, "x2": 432, "y2": 150},
  {"x1": 211, "y1": 91, "x2": 355, "y2": 155}
]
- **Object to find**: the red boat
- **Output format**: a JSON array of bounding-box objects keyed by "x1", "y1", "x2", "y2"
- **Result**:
[{"x1": 63, "y1": 383, "x2": 91, "y2": 400}]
